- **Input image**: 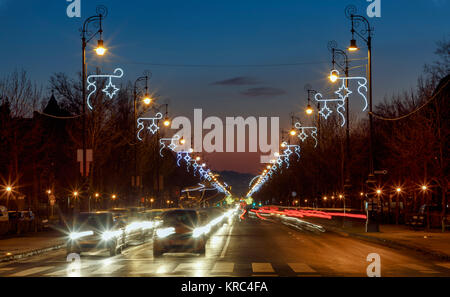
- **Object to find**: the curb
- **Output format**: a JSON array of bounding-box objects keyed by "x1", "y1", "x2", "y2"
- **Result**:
[
  {"x1": 0, "y1": 242, "x2": 65, "y2": 263},
  {"x1": 323, "y1": 225, "x2": 450, "y2": 261}
]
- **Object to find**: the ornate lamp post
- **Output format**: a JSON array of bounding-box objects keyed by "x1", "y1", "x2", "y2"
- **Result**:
[
  {"x1": 133, "y1": 71, "x2": 152, "y2": 203},
  {"x1": 80, "y1": 6, "x2": 108, "y2": 211},
  {"x1": 328, "y1": 40, "x2": 352, "y2": 208},
  {"x1": 345, "y1": 5, "x2": 377, "y2": 232}
]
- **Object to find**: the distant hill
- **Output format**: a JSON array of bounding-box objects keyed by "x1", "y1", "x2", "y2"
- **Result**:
[{"x1": 218, "y1": 170, "x2": 255, "y2": 197}]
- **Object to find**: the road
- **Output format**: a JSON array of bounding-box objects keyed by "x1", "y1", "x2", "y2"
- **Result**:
[{"x1": 0, "y1": 215, "x2": 449, "y2": 277}]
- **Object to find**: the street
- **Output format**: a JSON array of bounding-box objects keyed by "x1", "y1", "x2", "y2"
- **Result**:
[{"x1": 1, "y1": 215, "x2": 449, "y2": 277}]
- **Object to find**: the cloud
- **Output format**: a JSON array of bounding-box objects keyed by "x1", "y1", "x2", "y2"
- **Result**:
[
  {"x1": 211, "y1": 76, "x2": 260, "y2": 86},
  {"x1": 241, "y1": 87, "x2": 286, "y2": 97}
]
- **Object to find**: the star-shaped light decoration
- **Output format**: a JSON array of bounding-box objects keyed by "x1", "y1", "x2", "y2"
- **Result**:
[
  {"x1": 298, "y1": 130, "x2": 309, "y2": 142},
  {"x1": 102, "y1": 80, "x2": 120, "y2": 99},
  {"x1": 319, "y1": 104, "x2": 333, "y2": 119},
  {"x1": 336, "y1": 84, "x2": 352, "y2": 101},
  {"x1": 147, "y1": 122, "x2": 159, "y2": 134}
]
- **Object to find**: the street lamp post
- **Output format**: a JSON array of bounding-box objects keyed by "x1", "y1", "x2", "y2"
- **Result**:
[
  {"x1": 133, "y1": 72, "x2": 151, "y2": 204},
  {"x1": 346, "y1": 7, "x2": 377, "y2": 232},
  {"x1": 328, "y1": 42, "x2": 352, "y2": 207},
  {"x1": 80, "y1": 6, "x2": 108, "y2": 212}
]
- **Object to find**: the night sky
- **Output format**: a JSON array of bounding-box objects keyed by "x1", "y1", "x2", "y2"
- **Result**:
[{"x1": 0, "y1": 0, "x2": 448, "y2": 174}]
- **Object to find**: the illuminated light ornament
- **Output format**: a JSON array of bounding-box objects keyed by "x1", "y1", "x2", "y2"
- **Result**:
[
  {"x1": 176, "y1": 151, "x2": 191, "y2": 167},
  {"x1": 280, "y1": 142, "x2": 301, "y2": 161},
  {"x1": 159, "y1": 134, "x2": 180, "y2": 157},
  {"x1": 314, "y1": 69, "x2": 367, "y2": 127},
  {"x1": 136, "y1": 112, "x2": 163, "y2": 140},
  {"x1": 294, "y1": 122, "x2": 318, "y2": 148},
  {"x1": 87, "y1": 68, "x2": 124, "y2": 110}
]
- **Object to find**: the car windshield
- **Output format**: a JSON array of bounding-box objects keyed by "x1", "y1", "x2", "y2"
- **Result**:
[
  {"x1": 74, "y1": 213, "x2": 115, "y2": 230},
  {"x1": 161, "y1": 210, "x2": 198, "y2": 227}
]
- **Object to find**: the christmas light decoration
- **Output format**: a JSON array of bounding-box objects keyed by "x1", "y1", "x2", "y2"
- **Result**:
[
  {"x1": 314, "y1": 69, "x2": 367, "y2": 127},
  {"x1": 159, "y1": 134, "x2": 180, "y2": 157},
  {"x1": 136, "y1": 112, "x2": 163, "y2": 140},
  {"x1": 294, "y1": 122, "x2": 318, "y2": 148},
  {"x1": 87, "y1": 68, "x2": 124, "y2": 110}
]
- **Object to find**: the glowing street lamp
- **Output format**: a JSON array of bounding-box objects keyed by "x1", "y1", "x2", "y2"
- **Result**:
[
  {"x1": 348, "y1": 39, "x2": 359, "y2": 52},
  {"x1": 73, "y1": 191, "x2": 79, "y2": 197},
  {"x1": 421, "y1": 185, "x2": 428, "y2": 191},
  {"x1": 376, "y1": 189, "x2": 382, "y2": 195},
  {"x1": 396, "y1": 187, "x2": 402, "y2": 193},
  {"x1": 143, "y1": 94, "x2": 152, "y2": 105},
  {"x1": 6, "y1": 186, "x2": 12, "y2": 193},
  {"x1": 289, "y1": 129, "x2": 297, "y2": 136},
  {"x1": 180, "y1": 137, "x2": 186, "y2": 145},
  {"x1": 94, "y1": 39, "x2": 107, "y2": 56},
  {"x1": 111, "y1": 194, "x2": 117, "y2": 200},
  {"x1": 329, "y1": 69, "x2": 339, "y2": 83},
  {"x1": 305, "y1": 104, "x2": 314, "y2": 115},
  {"x1": 163, "y1": 117, "x2": 171, "y2": 127}
]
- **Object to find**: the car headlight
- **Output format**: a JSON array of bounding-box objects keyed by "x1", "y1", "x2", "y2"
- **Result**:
[
  {"x1": 193, "y1": 226, "x2": 210, "y2": 238},
  {"x1": 69, "y1": 230, "x2": 93, "y2": 240},
  {"x1": 155, "y1": 227, "x2": 175, "y2": 238},
  {"x1": 102, "y1": 230, "x2": 120, "y2": 241}
]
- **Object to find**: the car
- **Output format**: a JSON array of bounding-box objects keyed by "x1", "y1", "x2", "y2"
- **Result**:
[
  {"x1": 153, "y1": 209, "x2": 206, "y2": 257},
  {"x1": 144, "y1": 209, "x2": 166, "y2": 223},
  {"x1": 108, "y1": 208, "x2": 130, "y2": 220},
  {"x1": 67, "y1": 212, "x2": 126, "y2": 257}
]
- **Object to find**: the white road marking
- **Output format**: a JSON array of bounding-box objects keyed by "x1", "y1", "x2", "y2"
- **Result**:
[
  {"x1": 129, "y1": 263, "x2": 160, "y2": 274},
  {"x1": 173, "y1": 262, "x2": 207, "y2": 272},
  {"x1": 252, "y1": 263, "x2": 274, "y2": 273},
  {"x1": 91, "y1": 264, "x2": 124, "y2": 274},
  {"x1": 220, "y1": 223, "x2": 234, "y2": 258},
  {"x1": 212, "y1": 262, "x2": 234, "y2": 273},
  {"x1": 10, "y1": 266, "x2": 54, "y2": 277},
  {"x1": 288, "y1": 263, "x2": 316, "y2": 273}
]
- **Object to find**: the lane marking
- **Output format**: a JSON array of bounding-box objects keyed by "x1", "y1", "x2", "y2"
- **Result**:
[
  {"x1": 10, "y1": 266, "x2": 54, "y2": 277},
  {"x1": 220, "y1": 223, "x2": 234, "y2": 258},
  {"x1": 212, "y1": 262, "x2": 234, "y2": 273},
  {"x1": 173, "y1": 262, "x2": 208, "y2": 272},
  {"x1": 91, "y1": 264, "x2": 124, "y2": 274},
  {"x1": 129, "y1": 263, "x2": 161, "y2": 274},
  {"x1": 252, "y1": 263, "x2": 274, "y2": 273},
  {"x1": 288, "y1": 263, "x2": 316, "y2": 273}
]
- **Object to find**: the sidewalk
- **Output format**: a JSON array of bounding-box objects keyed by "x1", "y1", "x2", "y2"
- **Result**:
[
  {"x1": 0, "y1": 230, "x2": 66, "y2": 263},
  {"x1": 301, "y1": 217, "x2": 450, "y2": 261}
]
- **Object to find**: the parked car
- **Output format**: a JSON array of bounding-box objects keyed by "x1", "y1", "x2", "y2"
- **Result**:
[
  {"x1": 153, "y1": 209, "x2": 206, "y2": 257},
  {"x1": 67, "y1": 211, "x2": 126, "y2": 257}
]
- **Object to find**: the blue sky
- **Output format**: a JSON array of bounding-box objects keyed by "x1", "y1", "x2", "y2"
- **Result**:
[{"x1": 0, "y1": 0, "x2": 448, "y2": 173}]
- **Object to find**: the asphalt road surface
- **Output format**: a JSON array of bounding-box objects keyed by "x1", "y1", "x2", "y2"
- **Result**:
[{"x1": 0, "y1": 215, "x2": 449, "y2": 277}]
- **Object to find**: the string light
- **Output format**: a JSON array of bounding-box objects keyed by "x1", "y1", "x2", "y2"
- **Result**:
[{"x1": 87, "y1": 68, "x2": 124, "y2": 110}]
